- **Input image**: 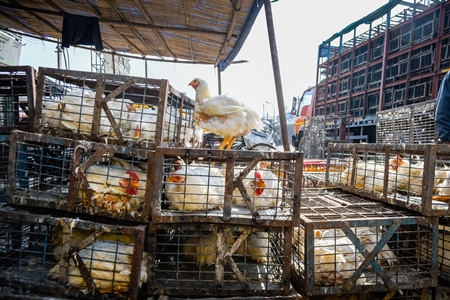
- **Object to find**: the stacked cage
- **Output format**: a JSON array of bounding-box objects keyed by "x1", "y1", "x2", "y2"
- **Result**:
[
  {"x1": 1, "y1": 67, "x2": 201, "y2": 299},
  {"x1": 0, "y1": 66, "x2": 37, "y2": 203},
  {"x1": 35, "y1": 67, "x2": 195, "y2": 149},
  {"x1": 376, "y1": 100, "x2": 436, "y2": 144},
  {"x1": 147, "y1": 147, "x2": 302, "y2": 297},
  {"x1": 326, "y1": 143, "x2": 450, "y2": 216},
  {"x1": 317, "y1": 142, "x2": 450, "y2": 298},
  {"x1": 6, "y1": 130, "x2": 154, "y2": 222},
  {"x1": 0, "y1": 208, "x2": 147, "y2": 299},
  {"x1": 0, "y1": 66, "x2": 36, "y2": 133},
  {"x1": 291, "y1": 189, "x2": 438, "y2": 298}
]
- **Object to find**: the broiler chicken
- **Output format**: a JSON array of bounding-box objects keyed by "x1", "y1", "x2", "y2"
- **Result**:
[
  {"x1": 48, "y1": 240, "x2": 147, "y2": 294},
  {"x1": 188, "y1": 78, "x2": 263, "y2": 150},
  {"x1": 230, "y1": 168, "x2": 281, "y2": 209},
  {"x1": 122, "y1": 105, "x2": 158, "y2": 140},
  {"x1": 294, "y1": 226, "x2": 397, "y2": 286},
  {"x1": 164, "y1": 165, "x2": 225, "y2": 211},
  {"x1": 183, "y1": 230, "x2": 235, "y2": 266},
  {"x1": 82, "y1": 157, "x2": 147, "y2": 215},
  {"x1": 41, "y1": 88, "x2": 134, "y2": 137},
  {"x1": 389, "y1": 155, "x2": 450, "y2": 201},
  {"x1": 183, "y1": 230, "x2": 269, "y2": 266},
  {"x1": 235, "y1": 231, "x2": 269, "y2": 264}
]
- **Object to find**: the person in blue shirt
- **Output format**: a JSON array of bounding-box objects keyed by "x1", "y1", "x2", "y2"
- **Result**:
[{"x1": 435, "y1": 71, "x2": 450, "y2": 144}]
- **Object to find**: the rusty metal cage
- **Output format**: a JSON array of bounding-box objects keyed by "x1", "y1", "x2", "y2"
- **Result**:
[
  {"x1": 7, "y1": 130, "x2": 154, "y2": 223},
  {"x1": 147, "y1": 223, "x2": 292, "y2": 297},
  {"x1": 0, "y1": 207, "x2": 147, "y2": 299},
  {"x1": 291, "y1": 188, "x2": 438, "y2": 297},
  {"x1": 150, "y1": 147, "x2": 302, "y2": 227},
  {"x1": 420, "y1": 216, "x2": 450, "y2": 285},
  {"x1": 35, "y1": 67, "x2": 195, "y2": 149},
  {"x1": 376, "y1": 100, "x2": 436, "y2": 144},
  {"x1": 326, "y1": 143, "x2": 450, "y2": 216},
  {"x1": 0, "y1": 66, "x2": 37, "y2": 133}
]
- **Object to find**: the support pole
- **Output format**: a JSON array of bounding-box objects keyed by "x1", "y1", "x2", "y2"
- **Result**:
[{"x1": 264, "y1": 0, "x2": 290, "y2": 151}]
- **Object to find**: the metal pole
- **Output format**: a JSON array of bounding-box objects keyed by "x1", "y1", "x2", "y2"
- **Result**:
[
  {"x1": 264, "y1": 0, "x2": 290, "y2": 151},
  {"x1": 265, "y1": 101, "x2": 275, "y2": 121}
]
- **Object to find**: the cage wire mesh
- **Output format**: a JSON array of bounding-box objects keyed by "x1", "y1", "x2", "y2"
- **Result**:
[
  {"x1": 0, "y1": 66, "x2": 36, "y2": 133},
  {"x1": 148, "y1": 223, "x2": 290, "y2": 297},
  {"x1": 0, "y1": 135, "x2": 10, "y2": 202},
  {"x1": 7, "y1": 130, "x2": 154, "y2": 222},
  {"x1": 326, "y1": 143, "x2": 450, "y2": 216},
  {"x1": 152, "y1": 147, "x2": 301, "y2": 226},
  {"x1": 420, "y1": 216, "x2": 450, "y2": 285},
  {"x1": 0, "y1": 208, "x2": 147, "y2": 299},
  {"x1": 37, "y1": 68, "x2": 195, "y2": 148},
  {"x1": 376, "y1": 100, "x2": 435, "y2": 144},
  {"x1": 292, "y1": 188, "x2": 438, "y2": 296},
  {"x1": 298, "y1": 116, "x2": 327, "y2": 159}
]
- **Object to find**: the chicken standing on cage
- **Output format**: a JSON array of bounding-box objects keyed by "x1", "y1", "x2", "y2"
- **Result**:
[
  {"x1": 188, "y1": 78, "x2": 263, "y2": 150},
  {"x1": 80, "y1": 157, "x2": 148, "y2": 216},
  {"x1": 164, "y1": 164, "x2": 225, "y2": 211}
]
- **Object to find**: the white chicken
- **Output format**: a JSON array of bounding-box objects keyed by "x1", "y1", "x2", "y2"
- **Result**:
[
  {"x1": 41, "y1": 88, "x2": 134, "y2": 137},
  {"x1": 235, "y1": 231, "x2": 269, "y2": 264},
  {"x1": 388, "y1": 155, "x2": 449, "y2": 198},
  {"x1": 294, "y1": 226, "x2": 397, "y2": 286},
  {"x1": 433, "y1": 170, "x2": 450, "y2": 201},
  {"x1": 81, "y1": 157, "x2": 147, "y2": 215},
  {"x1": 183, "y1": 230, "x2": 269, "y2": 266},
  {"x1": 183, "y1": 230, "x2": 235, "y2": 267},
  {"x1": 230, "y1": 168, "x2": 280, "y2": 209},
  {"x1": 420, "y1": 226, "x2": 450, "y2": 275},
  {"x1": 48, "y1": 240, "x2": 147, "y2": 294},
  {"x1": 188, "y1": 78, "x2": 263, "y2": 150},
  {"x1": 314, "y1": 235, "x2": 366, "y2": 286},
  {"x1": 164, "y1": 165, "x2": 225, "y2": 211},
  {"x1": 122, "y1": 105, "x2": 158, "y2": 140}
]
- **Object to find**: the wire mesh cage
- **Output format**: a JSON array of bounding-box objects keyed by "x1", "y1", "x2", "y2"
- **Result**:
[
  {"x1": 0, "y1": 66, "x2": 37, "y2": 133},
  {"x1": 420, "y1": 216, "x2": 450, "y2": 285},
  {"x1": 35, "y1": 67, "x2": 195, "y2": 149},
  {"x1": 151, "y1": 147, "x2": 302, "y2": 227},
  {"x1": 0, "y1": 207, "x2": 147, "y2": 299},
  {"x1": 291, "y1": 188, "x2": 439, "y2": 297},
  {"x1": 326, "y1": 143, "x2": 450, "y2": 216},
  {"x1": 376, "y1": 99, "x2": 436, "y2": 144},
  {"x1": 0, "y1": 135, "x2": 9, "y2": 202},
  {"x1": 147, "y1": 223, "x2": 292, "y2": 297},
  {"x1": 7, "y1": 130, "x2": 154, "y2": 222}
]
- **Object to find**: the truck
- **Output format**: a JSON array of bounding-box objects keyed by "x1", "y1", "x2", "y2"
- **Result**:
[{"x1": 292, "y1": 0, "x2": 448, "y2": 154}]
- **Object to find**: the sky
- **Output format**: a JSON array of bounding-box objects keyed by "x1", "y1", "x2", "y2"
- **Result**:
[{"x1": 19, "y1": 0, "x2": 394, "y2": 119}]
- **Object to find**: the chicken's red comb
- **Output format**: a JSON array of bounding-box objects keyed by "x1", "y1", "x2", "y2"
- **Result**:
[
  {"x1": 255, "y1": 171, "x2": 262, "y2": 179},
  {"x1": 126, "y1": 170, "x2": 139, "y2": 181}
]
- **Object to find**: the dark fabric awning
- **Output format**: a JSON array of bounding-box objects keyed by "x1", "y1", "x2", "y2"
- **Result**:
[{"x1": 0, "y1": 0, "x2": 263, "y2": 71}]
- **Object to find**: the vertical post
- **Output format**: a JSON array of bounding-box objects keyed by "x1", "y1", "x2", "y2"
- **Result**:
[
  {"x1": 218, "y1": 69, "x2": 222, "y2": 95},
  {"x1": 264, "y1": 0, "x2": 290, "y2": 151}
]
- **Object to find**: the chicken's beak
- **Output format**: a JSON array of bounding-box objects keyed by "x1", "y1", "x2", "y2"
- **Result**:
[
  {"x1": 167, "y1": 175, "x2": 185, "y2": 184},
  {"x1": 189, "y1": 80, "x2": 199, "y2": 89}
]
